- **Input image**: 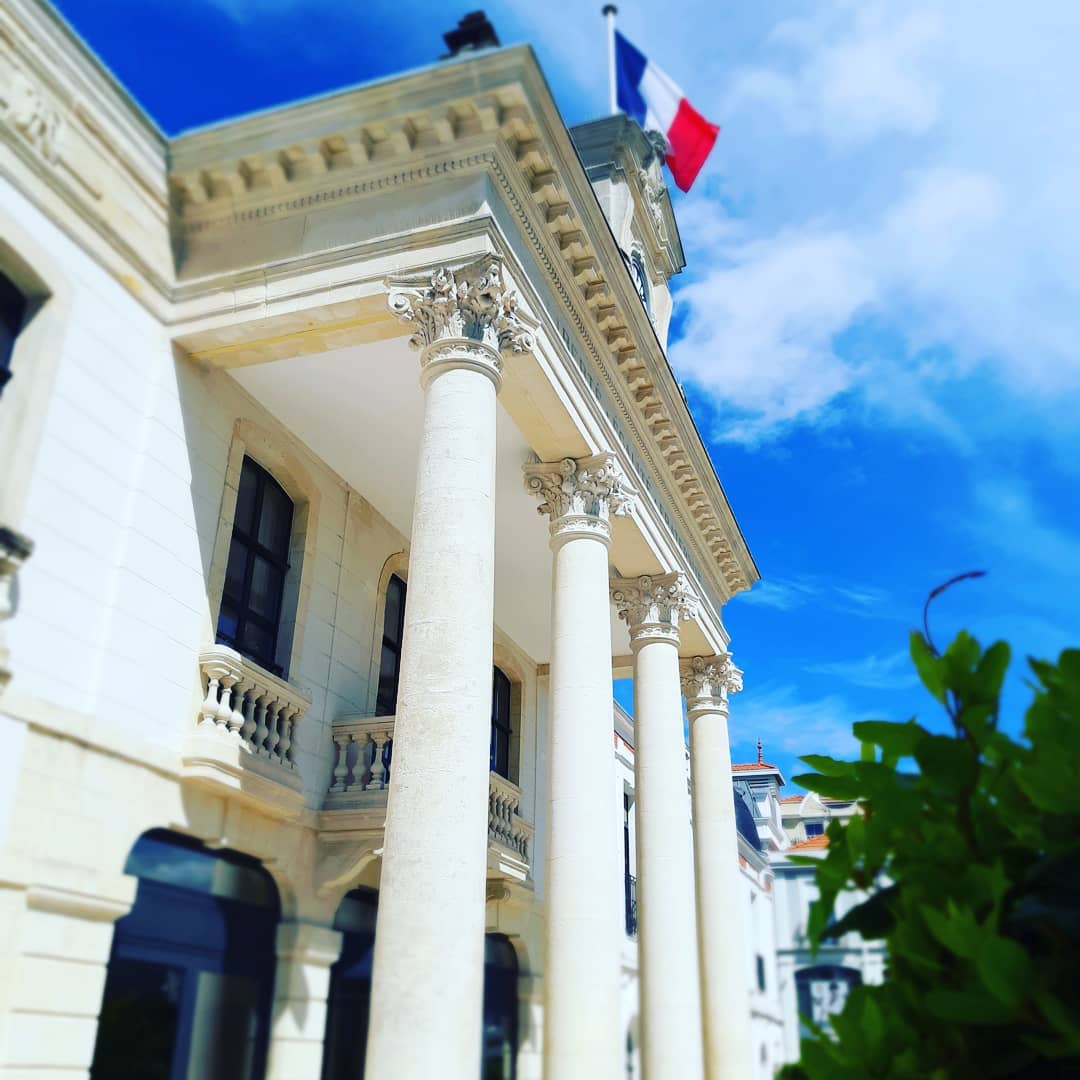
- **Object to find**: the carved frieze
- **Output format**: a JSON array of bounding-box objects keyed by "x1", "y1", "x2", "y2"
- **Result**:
[{"x1": 2, "y1": 70, "x2": 63, "y2": 164}]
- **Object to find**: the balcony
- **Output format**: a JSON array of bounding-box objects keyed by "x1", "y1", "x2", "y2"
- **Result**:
[
  {"x1": 323, "y1": 714, "x2": 534, "y2": 883},
  {"x1": 182, "y1": 644, "x2": 309, "y2": 815}
]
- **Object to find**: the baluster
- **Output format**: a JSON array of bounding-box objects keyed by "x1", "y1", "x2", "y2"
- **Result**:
[
  {"x1": 488, "y1": 787, "x2": 497, "y2": 840},
  {"x1": 371, "y1": 730, "x2": 390, "y2": 789},
  {"x1": 200, "y1": 666, "x2": 224, "y2": 727},
  {"x1": 266, "y1": 700, "x2": 282, "y2": 762},
  {"x1": 240, "y1": 688, "x2": 257, "y2": 744},
  {"x1": 330, "y1": 732, "x2": 350, "y2": 793},
  {"x1": 227, "y1": 680, "x2": 249, "y2": 738},
  {"x1": 277, "y1": 709, "x2": 293, "y2": 767},
  {"x1": 285, "y1": 708, "x2": 300, "y2": 769},
  {"x1": 215, "y1": 674, "x2": 237, "y2": 729},
  {"x1": 254, "y1": 693, "x2": 272, "y2": 755}
]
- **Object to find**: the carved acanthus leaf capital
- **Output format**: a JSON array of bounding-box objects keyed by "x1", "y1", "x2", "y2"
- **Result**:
[
  {"x1": 523, "y1": 453, "x2": 636, "y2": 541},
  {"x1": 680, "y1": 653, "x2": 744, "y2": 707},
  {"x1": 386, "y1": 253, "x2": 536, "y2": 356},
  {"x1": 611, "y1": 572, "x2": 698, "y2": 646}
]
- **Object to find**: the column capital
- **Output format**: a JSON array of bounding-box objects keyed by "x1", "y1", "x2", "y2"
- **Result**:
[
  {"x1": 611, "y1": 572, "x2": 698, "y2": 648},
  {"x1": 679, "y1": 654, "x2": 744, "y2": 713},
  {"x1": 523, "y1": 452, "x2": 636, "y2": 547},
  {"x1": 387, "y1": 253, "x2": 537, "y2": 388}
]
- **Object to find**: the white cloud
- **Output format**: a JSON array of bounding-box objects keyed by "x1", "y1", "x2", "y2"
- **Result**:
[
  {"x1": 731, "y1": 684, "x2": 862, "y2": 761},
  {"x1": 730, "y1": 6, "x2": 945, "y2": 146},
  {"x1": 670, "y1": 0, "x2": 1080, "y2": 444},
  {"x1": 806, "y1": 649, "x2": 917, "y2": 691}
]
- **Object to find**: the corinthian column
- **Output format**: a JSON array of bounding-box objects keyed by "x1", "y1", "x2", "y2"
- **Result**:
[
  {"x1": 523, "y1": 454, "x2": 635, "y2": 1080},
  {"x1": 611, "y1": 574, "x2": 705, "y2": 1080},
  {"x1": 365, "y1": 255, "x2": 534, "y2": 1080},
  {"x1": 680, "y1": 655, "x2": 753, "y2": 1080}
]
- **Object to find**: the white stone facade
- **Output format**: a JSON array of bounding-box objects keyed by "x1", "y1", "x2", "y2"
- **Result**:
[{"x1": 0, "y1": 3, "x2": 767, "y2": 1078}]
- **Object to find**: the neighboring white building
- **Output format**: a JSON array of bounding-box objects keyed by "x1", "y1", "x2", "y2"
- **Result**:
[
  {"x1": 732, "y1": 745, "x2": 888, "y2": 1068},
  {"x1": 0, "y1": 4, "x2": 771, "y2": 1080}
]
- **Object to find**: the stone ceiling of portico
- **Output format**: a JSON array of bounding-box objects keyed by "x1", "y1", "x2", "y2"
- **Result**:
[{"x1": 231, "y1": 336, "x2": 637, "y2": 662}]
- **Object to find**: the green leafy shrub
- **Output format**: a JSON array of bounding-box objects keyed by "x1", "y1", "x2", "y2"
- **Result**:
[{"x1": 779, "y1": 630, "x2": 1080, "y2": 1079}]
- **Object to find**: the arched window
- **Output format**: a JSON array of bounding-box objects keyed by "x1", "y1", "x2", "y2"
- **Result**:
[
  {"x1": 322, "y1": 889, "x2": 378, "y2": 1080},
  {"x1": 322, "y1": 905, "x2": 517, "y2": 1080},
  {"x1": 91, "y1": 830, "x2": 280, "y2": 1080},
  {"x1": 376, "y1": 573, "x2": 407, "y2": 715},
  {"x1": 0, "y1": 270, "x2": 28, "y2": 399},
  {"x1": 795, "y1": 964, "x2": 861, "y2": 1035},
  {"x1": 216, "y1": 457, "x2": 294, "y2": 674},
  {"x1": 482, "y1": 934, "x2": 519, "y2": 1079},
  {"x1": 490, "y1": 666, "x2": 513, "y2": 778}
]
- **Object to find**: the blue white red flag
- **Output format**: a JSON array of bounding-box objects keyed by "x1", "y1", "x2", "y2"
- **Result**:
[{"x1": 614, "y1": 30, "x2": 720, "y2": 192}]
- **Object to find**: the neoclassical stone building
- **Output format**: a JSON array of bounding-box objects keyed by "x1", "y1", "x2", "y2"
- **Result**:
[{"x1": 0, "y1": 2, "x2": 763, "y2": 1078}]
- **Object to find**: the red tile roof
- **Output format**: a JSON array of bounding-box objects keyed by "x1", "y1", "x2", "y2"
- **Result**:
[
  {"x1": 779, "y1": 795, "x2": 804, "y2": 803},
  {"x1": 788, "y1": 834, "x2": 830, "y2": 852},
  {"x1": 732, "y1": 761, "x2": 780, "y2": 771}
]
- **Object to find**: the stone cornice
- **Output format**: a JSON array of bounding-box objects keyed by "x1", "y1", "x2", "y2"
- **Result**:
[
  {"x1": 1, "y1": 13, "x2": 757, "y2": 606},
  {"x1": 611, "y1": 573, "x2": 699, "y2": 647},
  {"x1": 0, "y1": 0, "x2": 171, "y2": 290}
]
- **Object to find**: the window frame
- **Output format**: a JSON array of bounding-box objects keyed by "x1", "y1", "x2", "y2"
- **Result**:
[
  {"x1": 490, "y1": 666, "x2": 513, "y2": 779},
  {"x1": 376, "y1": 573, "x2": 407, "y2": 716},
  {"x1": 215, "y1": 457, "x2": 294, "y2": 676}
]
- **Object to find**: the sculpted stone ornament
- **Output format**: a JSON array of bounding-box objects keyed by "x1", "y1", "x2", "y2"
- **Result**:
[
  {"x1": 386, "y1": 253, "x2": 536, "y2": 387},
  {"x1": 611, "y1": 572, "x2": 699, "y2": 647},
  {"x1": 4, "y1": 71, "x2": 63, "y2": 164},
  {"x1": 522, "y1": 453, "x2": 636, "y2": 545},
  {"x1": 680, "y1": 653, "x2": 744, "y2": 710}
]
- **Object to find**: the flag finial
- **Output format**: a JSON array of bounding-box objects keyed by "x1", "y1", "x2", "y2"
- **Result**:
[{"x1": 757, "y1": 738, "x2": 764, "y2": 765}]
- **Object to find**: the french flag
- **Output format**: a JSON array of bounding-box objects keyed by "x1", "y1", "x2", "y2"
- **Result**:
[{"x1": 615, "y1": 30, "x2": 720, "y2": 192}]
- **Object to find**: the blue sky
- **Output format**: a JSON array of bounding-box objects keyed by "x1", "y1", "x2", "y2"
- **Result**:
[{"x1": 51, "y1": 0, "x2": 1080, "y2": 787}]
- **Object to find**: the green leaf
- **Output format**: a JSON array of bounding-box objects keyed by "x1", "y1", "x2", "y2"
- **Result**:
[
  {"x1": 800, "y1": 755, "x2": 859, "y2": 777},
  {"x1": 852, "y1": 719, "x2": 926, "y2": 758},
  {"x1": 914, "y1": 734, "x2": 978, "y2": 791},
  {"x1": 975, "y1": 640, "x2": 1011, "y2": 700},
  {"x1": 924, "y1": 988, "x2": 1016, "y2": 1024},
  {"x1": 911, "y1": 631, "x2": 947, "y2": 702},
  {"x1": 973, "y1": 936, "x2": 1032, "y2": 1008}
]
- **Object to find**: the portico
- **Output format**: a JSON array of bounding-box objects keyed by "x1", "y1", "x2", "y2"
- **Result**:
[{"x1": 0, "y1": 7, "x2": 761, "y2": 1079}]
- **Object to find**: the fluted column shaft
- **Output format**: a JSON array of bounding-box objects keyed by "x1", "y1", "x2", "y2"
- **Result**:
[
  {"x1": 682, "y1": 655, "x2": 754, "y2": 1080},
  {"x1": 613, "y1": 574, "x2": 704, "y2": 1080},
  {"x1": 366, "y1": 256, "x2": 534, "y2": 1080},
  {"x1": 524, "y1": 454, "x2": 634, "y2": 1080}
]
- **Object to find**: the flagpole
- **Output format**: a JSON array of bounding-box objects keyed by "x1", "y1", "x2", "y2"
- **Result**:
[{"x1": 603, "y1": 4, "x2": 618, "y2": 115}]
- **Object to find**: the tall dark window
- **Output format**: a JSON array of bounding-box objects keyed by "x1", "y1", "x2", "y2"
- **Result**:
[
  {"x1": 756, "y1": 953, "x2": 767, "y2": 992},
  {"x1": 490, "y1": 667, "x2": 512, "y2": 778},
  {"x1": 0, "y1": 271, "x2": 28, "y2": 398},
  {"x1": 376, "y1": 574, "x2": 407, "y2": 715},
  {"x1": 216, "y1": 458, "x2": 294, "y2": 675},
  {"x1": 90, "y1": 831, "x2": 279, "y2": 1080}
]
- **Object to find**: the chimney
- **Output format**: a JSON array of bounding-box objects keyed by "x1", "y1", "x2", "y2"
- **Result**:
[{"x1": 442, "y1": 12, "x2": 500, "y2": 58}]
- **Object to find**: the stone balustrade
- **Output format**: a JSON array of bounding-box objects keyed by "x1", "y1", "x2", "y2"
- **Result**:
[
  {"x1": 324, "y1": 715, "x2": 533, "y2": 879},
  {"x1": 197, "y1": 644, "x2": 308, "y2": 769},
  {"x1": 327, "y1": 716, "x2": 395, "y2": 794},
  {"x1": 488, "y1": 770, "x2": 533, "y2": 866}
]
